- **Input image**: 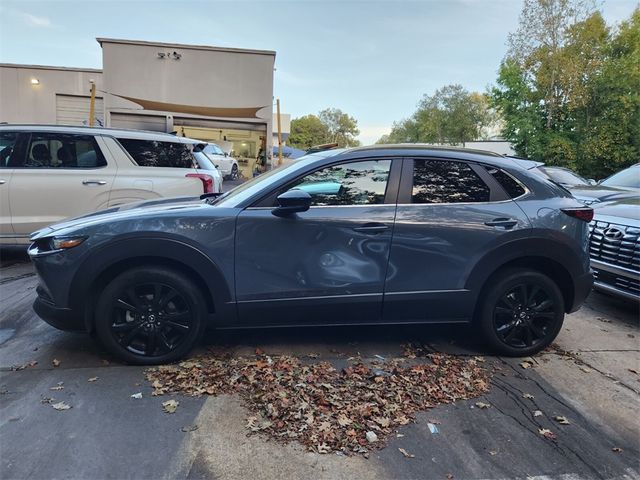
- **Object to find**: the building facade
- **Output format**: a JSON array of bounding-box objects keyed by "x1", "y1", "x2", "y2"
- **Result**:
[{"x1": 1, "y1": 38, "x2": 279, "y2": 174}]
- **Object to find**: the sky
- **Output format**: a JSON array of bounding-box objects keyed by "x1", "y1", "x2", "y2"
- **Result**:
[{"x1": 0, "y1": 0, "x2": 637, "y2": 144}]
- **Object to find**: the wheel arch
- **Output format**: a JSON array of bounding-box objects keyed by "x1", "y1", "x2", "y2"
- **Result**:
[
  {"x1": 465, "y1": 237, "x2": 586, "y2": 316},
  {"x1": 68, "y1": 237, "x2": 233, "y2": 332}
]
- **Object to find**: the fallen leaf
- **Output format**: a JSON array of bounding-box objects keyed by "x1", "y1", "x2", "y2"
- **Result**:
[
  {"x1": 612, "y1": 447, "x2": 623, "y2": 453},
  {"x1": 520, "y1": 360, "x2": 534, "y2": 369},
  {"x1": 522, "y1": 393, "x2": 535, "y2": 400},
  {"x1": 489, "y1": 450, "x2": 498, "y2": 456},
  {"x1": 49, "y1": 385, "x2": 64, "y2": 391},
  {"x1": 12, "y1": 360, "x2": 37, "y2": 371},
  {"x1": 554, "y1": 415, "x2": 570, "y2": 425},
  {"x1": 533, "y1": 410, "x2": 543, "y2": 417},
  {"x1": 162, "y1": 399, "x2": 179, "y2": 413},
  {"x1": 446, "y1": 474, "x2": 454, "y2": 480},
  {"x1": 52, "y1": 401, "x2": 71, "y2": 411},
  {"x1": 538, "y1": 428, "x2": 556, "y2": 440},
  {"x1": 180, "y1": 425, "x2": 199, "y2": 432},
  {"x1": 628, "y1": 369, "x2": 638, "y2": 375},
  {"x1": 88, "y1": 377, "x2": 98, "y2": 382},
  {"x1": 475, "y1": 401, "x2": 491, "y2": 409},
  {"x1": 398, "y1": 447, "x2": 415, "y2": 458},
  {"x1": 52, "y1": 359, "x2": 61, "y2": 367},
  {"x1": 581, "y1": 367, "x2": 592, "y2": 373},
  {"x1": 337, "y1": 414, "x2": 352, "y2": 426},
  {"x1": 131, "y1": 392, "x2": 142, "y2": 399}
]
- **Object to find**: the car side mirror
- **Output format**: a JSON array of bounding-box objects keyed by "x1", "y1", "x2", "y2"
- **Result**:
[
  {"x1": 588, "y1": 179, "x2": 597, "y2": 186},
  {"x1": 272, "y1": 189, "x2": 312, "y2": 217}
]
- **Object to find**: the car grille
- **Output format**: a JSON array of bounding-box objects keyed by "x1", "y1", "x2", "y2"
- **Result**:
[{"x1": 588, "y1": 220, "x2": 640, "y2": 272}]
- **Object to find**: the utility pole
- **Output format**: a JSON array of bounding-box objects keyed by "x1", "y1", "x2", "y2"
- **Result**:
[
  {"x1": 276, "y1": 98, "x2": 283, "y2": 166},
  {"x1": 88, "y1": 80, "x2": 96, "y2": 127}
]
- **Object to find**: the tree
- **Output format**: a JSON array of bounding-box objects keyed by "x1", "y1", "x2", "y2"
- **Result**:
[
  {"x1": 288, "y1": 114, "x2": 329, "y2": 150},
  {"x1": 379, "y1": 85, "x2": 495, "y2": 145},
  {"x1": 317, "y1": 108, "x2": 361, "y2": 147},
  {"x1": 289, "y1": 109, "x2": 361, "y2": 149},
  {"x1": 491, "y1": 2, "x2": 639, "y2": 176}
]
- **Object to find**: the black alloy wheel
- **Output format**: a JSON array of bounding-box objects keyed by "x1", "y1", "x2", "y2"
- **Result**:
[
  {"x1": 493, "y1": 283, "x2": 557, "y2": 349},
  {"x1": 479, "y1": 269, "x2": 565, "y2": 356},
  {"x1": 111, "y1": 282, "x2": 193, "y2": 357},
  {"x1": 95, "y1": 267, "x2": 206, "y2": 364}
]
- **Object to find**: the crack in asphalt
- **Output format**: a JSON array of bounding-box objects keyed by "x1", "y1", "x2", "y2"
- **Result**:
[{"x1": 492, "y1": 367, "x2": 607, "y2": 479}]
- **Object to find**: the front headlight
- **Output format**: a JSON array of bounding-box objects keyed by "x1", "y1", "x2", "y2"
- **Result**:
[{"x1": 51, "y1": 236, "x2": 87, "y2": 250}]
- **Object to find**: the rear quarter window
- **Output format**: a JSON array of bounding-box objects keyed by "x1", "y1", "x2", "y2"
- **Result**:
[
  {"x1": 117, "y1": 138, "x2": 195, "y2": 168},
  {"x1": 484, "y1": 166, "x2": 526, "y2": 198}
]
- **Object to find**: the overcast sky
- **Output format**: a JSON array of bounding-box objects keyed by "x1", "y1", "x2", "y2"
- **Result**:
[{"x1": 0, "y1": 0, "x2": 637, "y2": 144}]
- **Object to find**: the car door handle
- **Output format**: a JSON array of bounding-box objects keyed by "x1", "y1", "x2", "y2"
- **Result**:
[
  {"x1": 485, "y1": 218, "x2": 518, "y2": 228},
  {"x1": 0, "y1": 179, "x2": 5, "y2": 185},
  {"x1": 82, "y1": 180, "x2": 107, "y2": 186},
  {"x1": 353, "y1": 223, "x2": 389, "y2": 234}
]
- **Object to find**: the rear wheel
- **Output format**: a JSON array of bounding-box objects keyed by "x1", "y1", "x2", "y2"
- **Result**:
[
  {"x1": 478, "y1": 269, "x2": 565, "y2": 356},
  {"x1": 95, "y1": 266, "x2": 207, "y2": 365}
]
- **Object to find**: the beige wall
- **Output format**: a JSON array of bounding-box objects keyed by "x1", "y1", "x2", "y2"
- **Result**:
[
  {"x1": 100, "y1": 39, "x2": 275, "y2": 149},
  {"x1": 0, "y1": 64, "x2": 103, "y2": 124}
]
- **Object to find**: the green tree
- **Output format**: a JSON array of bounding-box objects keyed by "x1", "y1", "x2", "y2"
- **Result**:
[
  {"x1": 491, "y1": 1, "x2": 639, "y2": 177},
  {"x1": 288, "y1": 109, "x2": 361, "y2": 149},
  {"x1": 379, "y1": 85, "x2": 494, "y2": 145},
  {"x1": 288, "y1": 114, "x2": 328, "y2": 149},
  {"x1": 318, "y1": 108, "x2": 361, "y2": 147}
]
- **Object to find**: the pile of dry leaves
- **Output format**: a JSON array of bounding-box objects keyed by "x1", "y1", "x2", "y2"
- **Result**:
[{"x1": 146, "y1": 348, "x2": 490, "y2": 455}]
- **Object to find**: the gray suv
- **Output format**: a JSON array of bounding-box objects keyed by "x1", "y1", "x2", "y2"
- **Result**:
[{"x1": 28, "y1": 145, "x2": 594, "y2": 364}]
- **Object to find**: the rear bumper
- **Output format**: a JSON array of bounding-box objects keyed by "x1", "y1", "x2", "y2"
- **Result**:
[
  {"x1": 569, "y1": 270, "x2": 594, "y2": 313},
  {"x1": 33, "y1": 295, "x2": 85, "y2": 332}
]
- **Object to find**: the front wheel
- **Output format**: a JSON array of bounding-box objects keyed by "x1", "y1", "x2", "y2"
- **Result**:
[
  {"x1": 94, "y1": 267, "x2": 207, "y2": 365},
  {"x1": 478, "y1": 269, "x2": 565, "y2": 357}
]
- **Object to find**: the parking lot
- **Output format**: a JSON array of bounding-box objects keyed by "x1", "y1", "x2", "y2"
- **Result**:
[{"x1": 1, "y1": 247, "x2": 638, "y2": 480}]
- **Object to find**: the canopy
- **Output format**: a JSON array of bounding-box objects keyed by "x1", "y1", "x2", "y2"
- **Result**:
[{"x1": 107, "y1": 92, "x2": 268, "y2": 119}]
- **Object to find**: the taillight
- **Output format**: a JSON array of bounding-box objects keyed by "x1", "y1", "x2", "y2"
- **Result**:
[
  {"x1": 186, "y1": 173, "x2": 214, "y2": 193},
  {"x1": 561, "y1": 208, "x2": 594, "y2": 222}
]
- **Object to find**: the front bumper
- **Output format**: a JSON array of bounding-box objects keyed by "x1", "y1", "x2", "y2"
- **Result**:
[
  {"x1": 33, "y1": 288, "x2": 86, "y2": 332},
  {"x1": 591, "y1": 259, "x2": 640, "y2": 302}
]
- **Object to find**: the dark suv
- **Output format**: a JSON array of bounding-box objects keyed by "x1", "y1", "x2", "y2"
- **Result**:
[{"x1": 28, "y1": 145, "x2": 594, "y2": 364}]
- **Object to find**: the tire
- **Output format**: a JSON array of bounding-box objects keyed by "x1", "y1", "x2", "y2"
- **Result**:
[
  {"x1": 94, "y1": 266, "x2": 207, "y2": 365},
  {"x1": 478, "y1": 268, "x2": 565, "y2": 357},
  {"x1": 229, "y1": 164, "x2": 239, "y2": 181}
]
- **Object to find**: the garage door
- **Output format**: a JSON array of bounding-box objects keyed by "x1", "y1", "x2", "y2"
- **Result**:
[
  {"x1": 109, "y1": 113, "x2": 167, "y2": 132},
  {"x1": 56, "y1": 94, "x2": 104, "y2": 126}
]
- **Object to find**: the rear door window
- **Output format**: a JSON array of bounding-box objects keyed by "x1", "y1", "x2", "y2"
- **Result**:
[
  {"x1": 411, "y1": 159, "x2": 490, "y2": 203},
  {"x1": 117, "y1": 139, "x2": 196, "y2": 168},
  {"x1": 22, "y1": 133, "x2": 106, "y2": 169}
]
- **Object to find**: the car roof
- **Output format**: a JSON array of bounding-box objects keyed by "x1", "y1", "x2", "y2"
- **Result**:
[
  {"x1": 323, "y1": 144, "x2": 537, "y2": 171},
  {"x1": 0, "y1": 124, "x2": 196, "y2": 144}
]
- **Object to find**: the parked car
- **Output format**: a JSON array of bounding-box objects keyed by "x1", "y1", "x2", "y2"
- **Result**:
[
  {"x1": 567, "y1": 163, "x2": 640, "y2": 205},
  {"x1": 203, "y1": 142, "x2": 239, "y2": 180},
  {"x1": 28, "y1": 145, "x2": 593, "y2": 364},
  {"x1": 537, "y1": 166, "x2": 594, "y2": 187},
  {"x1": 588, "y1": 197, "x2": 640, "y2": 302},
  {"x1": 0, "y1": 125, "x2": 221, "y2": 245}
]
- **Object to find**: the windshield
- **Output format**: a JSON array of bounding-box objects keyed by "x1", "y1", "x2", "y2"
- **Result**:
[
  {"x1": 539, "y1": 167, "x2": 589, "y2": 185},
  {"x1": 600, "y1": 165, "x2": 640, "y2": 188},
  {"x1": 214, "y1": 149, "x2": 346, "y2": 207}
]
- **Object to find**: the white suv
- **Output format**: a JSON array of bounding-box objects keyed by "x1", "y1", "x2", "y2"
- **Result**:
[
  {"x1": 203, "y1": 143, "x2": 239, "y2": 180},
  {"x1": 0, "y1": 125, "x2": 222, "y2": 245}
]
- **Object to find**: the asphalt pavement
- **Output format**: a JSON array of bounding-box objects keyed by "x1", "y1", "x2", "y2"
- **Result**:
[{"x1": 1, "y1": 247, "x2": 639, "y2": 480}]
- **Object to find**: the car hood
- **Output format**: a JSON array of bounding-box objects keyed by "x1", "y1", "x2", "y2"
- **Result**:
[
  {"x1": 592, "y1": 197, "x2": 640, "y2": 227},
  {"x1": 30, "y1": 196, "x2": 211, "y2": 240},
  {"x1": 567, "y1": 184, "x2": 638, "y2": 203}
]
